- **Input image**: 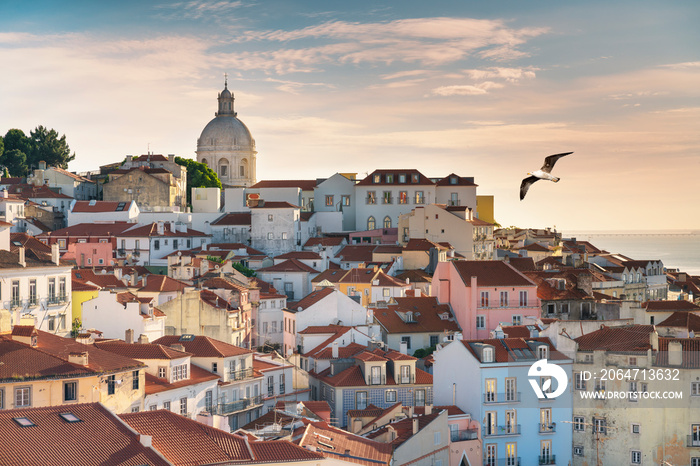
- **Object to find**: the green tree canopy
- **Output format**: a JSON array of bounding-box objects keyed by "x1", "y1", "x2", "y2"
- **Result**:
[
  {"x1": 175, "y1": 156, "x2": 222, "y2": 205},
  {"x1": 2, "y1": 126, "x2": 75, "y2": 176}
]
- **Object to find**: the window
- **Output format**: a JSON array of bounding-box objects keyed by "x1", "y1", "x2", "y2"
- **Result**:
[
  {"x1": 594, "y1": 417, "x2": 606, "y2": 434},
  {"x1": 212, "y1": 362, "x2": 218, "y2": 373},
  {"x1": 356, "y1": 391, "x2": 368, "y2": 410},
  {"x1": 574, "y1": 446, "x2": 584, "y2": 456},
  {"x1": 561, "y1": 303, "x2": 569, "y2": 314},
  {"x1": 476, "y1": 315, "x2": 485, "y2": 329},
  {"x1": 367, "y1": 216, "x2": 376, "y2": 230},
  {"x1": 629, "y1": 357, "x2": 637, "y2": 366},
  {"x1": 149, "y1": 404, "x2": 157, "y2": 411},
  {"x1": 519, "y1": 291, "x2": 528, "y2": 306},
  {"x1": 631, "y1": 423, "x2": 640, "y2": 434},
  {"x1": 547, "y1": 303, "x2": 556, "y2": 314},
  {"x1": 367, "y1": 191, "x2": 376, "y2": 204},
  {"x1": 631, "y1": 451, "x2": 641, "y2": 464},
  {"x1": 400, "y1": 365, "x2": 410, "y2": 384},
  {"x1": 485, "y1": 444, "x2": 496, "y2": 465},
  {"x1": 537, "y1": 345, "x2": 548, "y2": 359},
  {"x1": 325, "y1": 195, "x2": 334, "y2": 206},
  {"x1": 268, "y1": 214, "x2": 273, "y2": 221},
  {"x1": 485, "y1": 379, "x2": 496, "y2": 402},
  {"x1": 11, "y1": 280, "x2": 19, "y2": 307},
  {"x1": 382, "y1": 191, "x2": 392, "y2": 204},
  {"x1": 220, "y1": 164, "x2": 228, "y2": 177},
  {"x1": 173, "y1": 364, "x2": 188, "y2": 382},
  {"x1": 629, "y1": 381, "x2": 638, "y2": 402},
  {"x1": 595, "y1": 379, "x2": 606, "y2": 393},
  {"x1": 29, "y1": 279, "x2": 37, "y2": 305},
  {"x1": 107, "y1": 375, "x2": 116, "y2": 395},
  {"x1": 482, "y1": 347, "x2": 494, "y2": 362},
  {"x1": 371, "y1": 366, "x2": 381, "y2": 385},
  {"x1": 205, "y1": 390, "x2": 213, "y2": 412},
  {"x1": 158, "y1": 367, "x2": 166, "y2": 379},
  {"x1": 575, "y1": 373, "x2": 586, "y2": 390},
  {"x1": 505, "y1": 378, "x2": 517, "y2": 401},
  {"x1": 693, "y1": 458, "x2": 700, "y2": 466},
  {"x1": 180, "y1": 397, "x2": 187, "y2": 415},
  {"x1": 540, "y1": 376, "x2": 552, "y2": 395},
  {"x1": 401, "y1": 336, "x2": 411, "y2": 350},
  {"x1": 414, "y1": 389, "x2": 425, "y2": 406},
  {"x1": 48, "y1": 316, "x2": 55, "y2": 331},
  {"x1": 573, "y1": 416, "x2": 585, "y2": 431},
  {"x1": 268, "y1": 376, "x2": 274, "y2": 396},
  {"x1": 163, "y1": 401, "x2": 171, "y2": 411},
  {"x1": 412, "y1": 174, "x2": 420, "y2": 183},
  {"x1": 154, "y1": 239, "x2": 160, "y2": 250},
  {"x1": 341, "y1": 195, "x2": 351, "y2": 206},
  {"x1": 500, "y1": 291, "x2": 509, "y2": 307},
  {"x1": 64, "y1": 381, "x2": 77, "y2": 402},
  {"x1": 280, "y1": 373, "x2": 286, "y2": 394},
  {"x1": 373, "y1": 174, "x2": 381, "y2": 183},
  {"x1": 14, "y1": 387, "x2": 31, "y2": 408},
  {"x1": 414, "y1": 191, "x2": 424, "y2": 204},
  {"x1": 480, "y1": 291, "x2": 489, "y2": 307},
  {"x1": 386, "y1": 390, "x2": 397, "y2": 403},
  {"x1": 430, "y1": 335, "x2": 439, "y2": 347},
  {"x1": 398, "y1": 191, "x2": 407, "y2": 204},
  {"x1": 132, "y1": 370, "x2": 139, "y2": 390},
  {"x1": 693, "y1": 382, "x2": 700, "y2": 396},
  {"x1": 512, "y1": 315, "x2": 522, "y2": 326},
  {"x1": 383, "y1": 216, "x2": 392, "y2": 228}
]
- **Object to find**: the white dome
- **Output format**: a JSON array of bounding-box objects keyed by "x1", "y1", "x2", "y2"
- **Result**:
[{"x1": 198, "y1": 115, "x2": 255, "y2": 149}]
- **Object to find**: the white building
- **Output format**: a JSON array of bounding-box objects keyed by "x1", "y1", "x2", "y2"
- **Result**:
[
  {"x1": 197, "y1": 80, "x2": 257, "y2": 188},
  {"x1": 27, "y1": 162, "x2": 97, "y2": 200},
  {"x1": 81, "y1": 290, "x2": 166, "y2": 342},
  {"x1": 313, "y1": 173, "x2": 357, "y2": 231},
  {"x1": 292, "y1": 287, "x2": 371, "y2": 331},
  {"x1": 115, "y1": 221, "x2": 211, "y2": 266},
  {"x1": 67, "y1": 200, "x2": 139, "y2": 226},
  {"x1": 250, "y1": 202, "x2": 301, "y2": 257}
]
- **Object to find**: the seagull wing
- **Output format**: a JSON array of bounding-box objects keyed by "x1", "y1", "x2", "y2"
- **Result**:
[
  {"x1": 520, "y1": 175, "x2": 539, "y2": 200},
  {"x1": 541, "y1": 151, "x2": 573, "y2": 173}
]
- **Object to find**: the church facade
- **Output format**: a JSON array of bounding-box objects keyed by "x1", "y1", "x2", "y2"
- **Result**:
[{"x1": 196, "y1": 81, "x2": 257, "y2": 188}]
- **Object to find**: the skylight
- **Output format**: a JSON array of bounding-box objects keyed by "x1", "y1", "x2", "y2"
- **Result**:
[
  {"x1": 13, "y1": 417, "x2": 35, "y2": 427},
  {"x1": 179, "y1": 334, "x2": 195, "y2": 342},
  {"x1": 59, "y1": 413, "x2": 81, "y2": 423}
]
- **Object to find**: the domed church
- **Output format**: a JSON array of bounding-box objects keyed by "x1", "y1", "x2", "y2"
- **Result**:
[{"x1": 196, "y1": 79, "x2": 257, "y2": 187}]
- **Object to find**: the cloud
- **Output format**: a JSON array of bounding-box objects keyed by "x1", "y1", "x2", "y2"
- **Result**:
[
  {"x1": 432, "y1": 82, "x2": 504, "y2": 96},
  {"x1": 380, "y1": 70, "x2": 430, "y2": 80},
  {"x1": 263, "y1": 77, "x2": 334, "y2": 94},
  {"x1": 153, "y1": 1, "x2": 245, "y2": 21},
  {"x1": 463, "y1": 66, "x2": 538, "y2": 82}
]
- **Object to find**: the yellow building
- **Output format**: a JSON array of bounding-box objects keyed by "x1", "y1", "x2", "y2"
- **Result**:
[
  {"x1": 71, "y1": 279, "x2": 100, "y2": 323},
  {"x1": 313, "y1": 267, "x2": 409, "y2": 307},
  {"x1": 0, "y1": 325, "x2": 144, "y2": 414},
  {"x1": 476, "y1": 195, "x2": 495, "y2": 224}
]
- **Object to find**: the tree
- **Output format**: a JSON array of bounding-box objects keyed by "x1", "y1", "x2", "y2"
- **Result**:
[
  {"x1": 28, "y1": 125, "x2": 75, "y2": 169},
  {"x1": 174, "y1": 156, "x2": 222, "y2": 205},
  {"x1": 2, "y1": 129, "x2": 30, "y2": 176}
]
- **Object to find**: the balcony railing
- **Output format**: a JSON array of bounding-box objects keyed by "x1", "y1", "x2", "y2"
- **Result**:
[
  {"x1": 10, "y1": 299, "x2": 21, "y2": 309},
  {"x1": 687, "y1": 435, "x2": 700, "y2": 447},
  {"x1": 47, "y1": 294, "x2": 67, "y2": 305},
  {"x1": 216, "y1": 395, "x2": 263, "y2": 416},
  {"x1": 450, "y1": 428, "x2": 479, "y2": 442},
  {"x1": 479, "y1": 300, "x2": 541, "y2": 309},
  {"x1": 228, "y1": 368, "x2": 253, "y2": 381},
  {"x1": 279, "y1": 384, "x2": 285, "y2": 395},
  {"x1": 483, "y1": 424, "x2": 520, "y2": 437},
  {"x1": 538, "y1": 455, "x2": 556, "y2": 465},
  {"x1": 366, "y1": 197, "x2": 376, "y2": 205},
  {"x1": 382, "y1": 196, "x2": 393, "y2": 204},
  {"x1": 484, "y1": 392, "x2": 521, "y2": 404},
  {"x1": 539, "y1": 422, "x2": 556, "y2": 433},
  {"x1": 483, "y1": 458, "x2": 520, "y2": 466}
]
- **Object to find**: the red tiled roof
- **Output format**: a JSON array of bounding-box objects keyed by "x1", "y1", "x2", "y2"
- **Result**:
[
  {"x1": 404, "y1": 238, "x2": 448, "y2": 251},
  {"x1": 508, "y1": 257, "x2": 537, "y2": 272},
  {"x1": 72, "y1": 269, "x2": 127, "y2": 289},
  {"x1": 249, "y1": 201, "x2": 300, "y2": 209},
  {"x1": 212, "y1": 212, "x2": 252, "y2": 226},
  {"x1": 312, "y1": 268, "x2": 349, "y2": 283},
  {"x1": 291, "y1": 287, "x2": 335, "y2": 310},
  {"x1": 298, "y1": 420, "x2": 392, "y2": 466},
  {"x1": 336, "y1": 244, "x2": 377, "y2": 262},
  {"x1": 9, "y1": 233, "x2": 51, "y2": 253},
  {"x1": 310, "y1": 342, "x2": 367, "y2": 360},
  {"x1": 299, "y1": 324, "x2": 352, "y2": 335},
  {"x1": 275, "y1": 251, "x2": 322, "y2": 260},
  {"x1": 94, "y1": 341, "x2": 190, "y2": 360},
  {"x1": 347, "y1": 404, "x2": 384, "y2": 418},
  {"x1": 250, "y1": 440, "x2": 325, "y2": 463},
  {"x1": 520, "y1": 243, "x2": 550, "y2": 252},
  {"x1": 250, "y1": 179, "x2": 318, "y2": 191},
  {"x1": 501, "y1": 324, "x2": 542, "y2": 338},
  {"x1": 0, "y1": 403, "x2": 169, "y2": 466},
  {"x1": 395, "y1": 269, "x2": 432, "y2": 283},
  {"x1": 354, "y1": 351, "x2": 388, "y2": 362},
  {"x1": 153, "y1": 335, "x2": 252, "y2": 358},
  {"x1": 304, "y1": 237, "x2": 346, "y2": 248},
  {"x1": 452, "y1": 260, "x2": 536, "y2": 287},
  {"x1": 655, "y1": 338, "x2": 700, "y2": 368},
  {"x1": 134, "y1": 153, "x2": 169, "y2": 162},
  {"x1": 202, "y1": 276, "x2": 248, "y2": 293},
  {"x1": 575, "y1": 325, "x2": 655, "y2": 352},
  {"x1": 120, "y1": 223, "x2": 208, "y2": 238},
  {"x1": 461, "y1": 337, "x2": 569, "y2": 363},
  {"x1": 139, "y1": 275, "x2": 189, "y2": 292},
  {"x1": 38, "y1": 222, "x2": 134, "y2": 238},
  {"x1": 144, "y1": 365, "x2": 219, "y2": 395},
  {"x1": 373, "y1": 296, "x2": 459, "y2": 334},
  {"x1": 435, "y1": 173, "x2": 478, "y2": 187},
  {"x1": 71, "y1": 201, "x2": 134, "y2": 213},
  {"x1": 656, "y1": 311, "x2": 700, "y2": 332},
  {"x1": 366, "y1": 412, "x2": 440, "y2": 447},
  {"x1": 258, "y1": 258, "x2": 319, "y2": 274},
  {"x1": 643, "y1": 300, "x2": 700, "y2": 312}
]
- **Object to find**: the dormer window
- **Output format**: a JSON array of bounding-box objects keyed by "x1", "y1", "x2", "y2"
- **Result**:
[
  {"x1": 450, "y1": 176, "x2": 457, "y2": 184},
  {"x1": 411, "y1": 174, "x2": 419, "y2": 183},
  {"x1": 538, "y1": 345, "x2": 549, "y2": 360},
  {"x1": 482, "y1": 347, "x2": 494, "y2": 363},
  {"x1": 374, "y1": 174, "x2": 381, "y2": 183},
  {"x1": 386, "y1": 174, "x2": 393, "y2": 183},
  {"x1": 399, "y1": 174, "x2": 406, "y2": 183}
]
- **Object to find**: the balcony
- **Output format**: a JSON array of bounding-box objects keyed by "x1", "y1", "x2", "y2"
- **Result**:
[
  {"x1": 687, "y1": 435, "x2": 700, "y2": 447},
  {"x1": 47, "y1": 294, "x2": 68, "y2": 305},
  {"x1": 366, "y1": 197, "x2": 377, "y2": 205},
  {"x1": 228, "y1": 367, "x2": 253, "y2": 381},
  {"x1": 483, "y1": 458, "x2": 520, "y2": 466},
  {"x1": 216, "y1": 395, "x2": 263, "y2": 416},
  {"x1": 382, "y1": 196, "x2": 393, "y2": 204},
  {"x1": 117, "y1": 248, "x2": 126, "y2": 256},
  {"x1": 478, "y1": 300, "x2": 541, "y2": 310},
  {"x1": 450, "y1": 428, "x2": 479, "y2": 442},
  {"x1": 483, "y1": 424, "x2": 520, "y2": 437},
  {"x1": 10, "y1": 299, "x2": 21, "y2": 309},
  {"x1": 538, "y1": 455, "x2": 556, "y2": 465},
  {"x1": 484, "y1": 392, "x2": 521, "y2": 404},
  {"x1": 539, "y1": 422, "x2": 556, "y2": 433}
]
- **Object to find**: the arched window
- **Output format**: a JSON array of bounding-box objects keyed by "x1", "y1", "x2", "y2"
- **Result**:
[
  {"x1": 218, "y1": 159, "x2": 229, "y2": 178},
  {"x1": 622, "y1": 274, "x2": 627, "y2": 283},
  {"x1": 201, "y1": 158, "x2": 208, "y2": 166},
  {"x1": 240, "y1": 158, "x2": 248, "y2": 178},
  {"x1": 367, "y1": 216, "x2": 376, "y2": 230},
  {"x1": 383, "y1": 216, "x2": 392, "y2": 228}
]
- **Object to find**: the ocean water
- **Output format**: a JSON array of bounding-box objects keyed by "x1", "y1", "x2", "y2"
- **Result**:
[{"x1": 564, "y1": 230, "x2": 700, "y2": 275}]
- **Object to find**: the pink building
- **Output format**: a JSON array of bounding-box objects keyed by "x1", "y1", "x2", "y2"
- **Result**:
[
  {"x1": 432, "y1": 260, "x2": 540, "y2": 339},
  {"x1": 63, "y1": 241, "x2": 115, "y2": 267}
]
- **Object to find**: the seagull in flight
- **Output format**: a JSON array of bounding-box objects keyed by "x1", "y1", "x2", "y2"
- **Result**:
[{"x1": 520, "y1": 152, "x2": 573, "y2": 200}]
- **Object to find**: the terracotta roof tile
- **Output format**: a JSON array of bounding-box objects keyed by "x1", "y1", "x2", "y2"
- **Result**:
[
  {"x1": 144, "y1": 365, "x2": 219, "y2": 395},
  {"x1": 94, "y1": 341, "x2": 191, "y2": 360},
  {"x1": 373, "y1": 297, "x2": 459, "y2": 334},
  {"x1": 452, "y1": 260, "x2": 536, "y2": 287},
  {"x1": 0, "y1": 403, "x2": 169, "y2": 466},
  {"x1": 71, "y1": 201, "x2": 134, "y2": 213},
  {"x1": 575, "y1": 325, "x2": 655, "y2": 352},
  {"x1": 298, "y1": 420, "x2": 392, "y2": 466},
  {"x1": 212, "y1": 212, "x2": 252, "y2": 226},
  {"x1": 291, "y1": 287, "x2": 335, "y2": 310},
  {"x1": 275, "y1": 251, "x2": 322, "y2": 260},
  {"x1": 258, "y1": 258, "x2": 319, "y2": 274},
  {"x1": 643, "y1": 300, "x2": 700, "y2": 312},
  {"x1": 153, "y1": 335, "x2": 252, "y2": 358},
  {"x1": 250, "y1": 180, "x2": 317, "y2": 191},
  {"x1": 655, "y1": 338, "x2": 700, "y2": 368},
  {"x1": 139, "y1": 275, "x2": 189, "y2": 292},
  {"x1": 304, "y1": 237, "x2": 346, "y2": 248},
  {"x1": 656, "y1": 312, "x2": 700, "y2": 332},
  {"x1": 356, "y1": 169, "x2": 432, "y2": 187},
  {"x1": 249, "y1": 201, "x2": 300, "y2": 209}
]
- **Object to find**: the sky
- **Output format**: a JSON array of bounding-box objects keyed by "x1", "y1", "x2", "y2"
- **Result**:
[{"x1": 1, "y1": 0, "x2": 699, "y2": 232}]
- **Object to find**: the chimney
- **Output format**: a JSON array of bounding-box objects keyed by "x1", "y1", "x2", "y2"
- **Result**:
[
  {"x1": 139, "y1": 434, "x2": 152, "y2": 448},
  {"x1": 138, "y1": 334, "x2": 149, "y2": 344},
  {"x1": 168, "y1": 154, "x2": 175, "y2": 163},
  {"x1": 39, "y1": 160, "x2": 47, "y2": 170},
  {"x1": 68, "y1": 351, "x2": 89, "y2": 366},
  {"x1": 332, "y1": 341, "x2": 339, "y2": 359},
  {"x1": 169, "y1": 221, "x2": 176, "y2": 233},
  {"x1": 170, "y1": 344, "x2": 186, "y2": 353},
  {"x1": 125, "y1": 329, "x2": 134, "y2": 344},
  {"x1": 18, "y1": 247, "x2": 26, "y2": 267},
  {"x1": 51, "y1": 243, "x2": 60, "y2": 265},
  {"x1": 668, "y1": 341, "x2": 683, "y2": 366},
  {"x1": 425, "y1": 405, "x2": 432, "y2": 415},
  {"x1": 156, "y1": 222, "x2": 165, "y2": 235},
  {"x1": 399, "y1": 340, "x2": 408, "y2": 355},
  {"x1": 412, "y1": 417, "x2": 419, "y2": 435},
  {"x1": 1, "y1": 189, "x2": 7, "y2": 198},
  {"x1": 126, "y1": 155, "x2": 133, "y2": 164}
]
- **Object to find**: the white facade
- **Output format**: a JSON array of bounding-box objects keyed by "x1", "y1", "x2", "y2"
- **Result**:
[
  {"x1": 294, "y1": 290, "x2": 371, "y2": 331},
  {"x1": 192, "y1": 187, "x2": 221, "y2": 213},
  {"x1": 67, "y1": 200, "x2": 140, "y2": 227},
  {"x1": 355, "y1": 181, "x2": 436, "y2": 232},
  {"x1": 250, "y1": 204, "x2": 301, "y2": 257},
  {"x1": 313, "y1": 173, "x2": 357, "y2": 231},
  {"x1": 81, "y1": 290, "x2": 165, "y2": 341},
  {"x1": 27, "y1": 165, "x2": 97, "y2": 200}
]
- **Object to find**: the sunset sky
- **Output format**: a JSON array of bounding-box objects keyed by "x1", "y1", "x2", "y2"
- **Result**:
[{"x1": 1, "y1": 1, "x2": 698, "y2": 231}]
